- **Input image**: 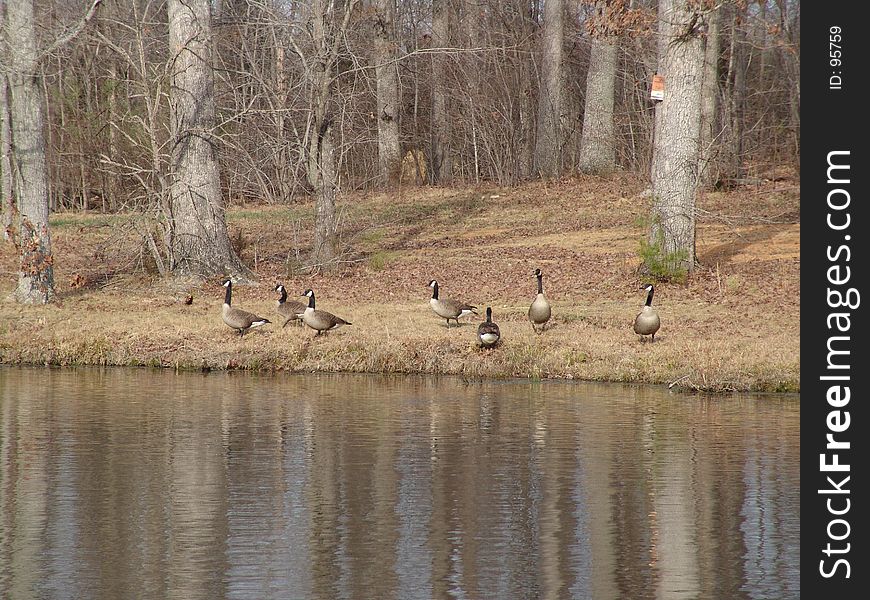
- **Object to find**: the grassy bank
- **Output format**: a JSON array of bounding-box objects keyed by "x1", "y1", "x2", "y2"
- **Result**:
[{"x1": 0, "y1": 174, "x2": 800, "y2": 393}]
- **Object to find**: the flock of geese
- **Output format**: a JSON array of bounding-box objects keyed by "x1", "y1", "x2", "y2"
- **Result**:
[{"x1": 220, "y1": 270, "x2": 662, "y2": 347}]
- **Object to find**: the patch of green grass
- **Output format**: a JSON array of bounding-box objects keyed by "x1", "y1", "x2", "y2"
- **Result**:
[
  {"x1": 638, "y1": 227, "x2": 689, "y2": 283},
  {"x1": 228, "y1": 207, "x2": 308, "y2": 222},
  {"x1": 368, "y1": 250, "x2": 395, "y2": 271},
  {"x1": 564, "y1": 350, "x2": 588, "y2": 367},
  {"x1": 632, "y1": 214, "x2": 651, "y2": 228},
  {"x1": 725, "y1": 275, "x2": 742, "y2": 294},
  {"x1": 50, "y1": 214, "x2": 121, "y2": 228},
  {"x1": 359, "y1": 228, "x2": 386, "y2": 247}
]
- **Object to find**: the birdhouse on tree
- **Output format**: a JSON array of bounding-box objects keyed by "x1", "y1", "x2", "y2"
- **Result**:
[{"x1": 650, "y1": 74, "x2": 664, "y2": 101}]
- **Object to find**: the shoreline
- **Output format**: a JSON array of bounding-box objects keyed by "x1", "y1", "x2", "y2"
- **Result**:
[
  {"x1": 0, "y1": 361, "x2": 801, "y2": 397},
  {"x1": 0, "y1": 178, "x2": 800, "y2": 394},
  {"x1": 0, "y1": 295, "x2": 799, "y2": 393}
]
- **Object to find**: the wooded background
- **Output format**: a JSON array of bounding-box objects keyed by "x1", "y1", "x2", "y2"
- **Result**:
[{"x1": 1, "y1": 0, "x2": 800, "y2": 300}]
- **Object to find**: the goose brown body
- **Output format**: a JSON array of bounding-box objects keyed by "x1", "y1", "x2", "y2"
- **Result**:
[
  {"x1": 428, "y1": 280, "x2": 477, "y2": 327},
  {"x1": 221, "y1": 280, "x2": 271, "y2": 336},
  {"x1": 528, "y1": 269, "x2": 551, "y2": 333},
  {"x1": 275, "y1": 284, "x2": 306, "y2": 327},
  {"x1": 477, "y1": 307, "x2": 501, "y2": 348},
  {"x1": 633, "y1": 284, "x2": 661, "y2": 342},
  {"x1": 301, "y1": 289, "x2": 351, "y2": 335}
]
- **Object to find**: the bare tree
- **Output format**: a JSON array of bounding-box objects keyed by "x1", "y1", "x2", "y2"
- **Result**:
[
  {"x1": 720, "y1": 2, "x2": 746, "y2": 185},
  {"x1": 4, "y1": 0, "x2": 55, "y2": 302},
  {"x1": 579, "y1": 1, "x2": 620, "y2": 174},
  {"x1": 8, "y1": 0, "x2": 798, "y2": 247},
  {"x1": 430, "y1": 0, "x2": 452, "y2": 184},
  {"x1": 373, "y1": 0, "x2": 401, "y2": 185},
  {"x1": 168, "y1": 0, "x2": 248, "y2": 278},
  {"x1": 698, "y1": 2, "x2": 721, "y2": 188},
  {"x1": 516, "y1": 1, "x2": 536, "y2": 180},
  {"x1": 1, "y1": 67, "x2": 11, "y2": 241},
  {"x1": 648, "y1": 0, "x2": 706, "y2": 274},
  {"x1": 535, "y1": 0, "x2": 566, "y2": 177},
  {"x1": 293, "y1": 0, "x2": 359, "y2": 271},
  {"x1": 0, "y1": 0, "x2": 9, "y2": 237},
  {"x1": 776, "y1": 0, "x2": 800, "y2": 171}
]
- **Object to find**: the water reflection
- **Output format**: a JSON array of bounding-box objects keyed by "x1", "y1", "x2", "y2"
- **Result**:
[{"x1": 0, "y1": 368, "x2": 799, "y2": 599}]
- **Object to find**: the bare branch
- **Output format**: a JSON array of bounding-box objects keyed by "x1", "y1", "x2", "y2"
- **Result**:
[{"x1": 39, "y1": 0, "x2": 103, "y2": 60}]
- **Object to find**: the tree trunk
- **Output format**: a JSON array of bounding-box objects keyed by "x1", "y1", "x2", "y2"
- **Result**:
[
  {"x1": 1, "y1": 71, "x2": 12, "y2": 242},
  {"x1": 649, "y1": 0, "x2": 705, "y2": 274},
  {"x1": 515, "y1": 0, "x2": 535, "y2": 180},
  {"x1": 578, "y1": 13, "x2": 618, "y2": 175},
  {"x1": 430, "y1": 0, "x2": 452, "y2": 184},
  {"x1": 782, "y1": 4, "x2": 800, "y2": 172},
  {"x1": 273, "y1": 42, "x2": 293, "y2": 203},
  {"x1": 721, "y1": 4, "x2": 746, "y2": 186},
  {"x1": 5, "y1": 0, "x2": 55, "y2": 303},
  {"x1": 373, "y1": 0, "x2": 401, "y2": 185},
  {"x1": 313, "y1": 122, "x2": 338, "y2": 269},
  {"x1": 535, "y1": 0, "x2": 565, "y2": 178},
  {"x1": 168, "y1": 0, "x2": 248, "y2": 279},
  {"x1": 308, "y1": 93, "x2": 339, "y2": 270},
  {"x1": 698, "y1": 4, "x2": 721, "y2": 189},
  {"x1": 304, "y1": 0, "x2": 358, "y2": 272}
]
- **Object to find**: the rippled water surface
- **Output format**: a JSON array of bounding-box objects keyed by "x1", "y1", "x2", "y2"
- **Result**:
[{"x1": 0, "y1": 367, "x2": 799, "y2": 599}]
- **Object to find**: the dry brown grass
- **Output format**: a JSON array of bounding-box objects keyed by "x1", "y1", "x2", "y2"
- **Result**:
[{"x1": 0, "y1": 173, "x2": 800, "y2": 392}]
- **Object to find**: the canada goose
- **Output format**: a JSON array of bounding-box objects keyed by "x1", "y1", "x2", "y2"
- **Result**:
[
  {"x1": 221, "y1": 279, "x2": 271, "y2": 336},
  {"x1": 477, "y1": 307, "x2": 501, "y2": 348},
  {"x1": 528, "y1": 268, "x2": 551, "y2": 333},
  {"x1": 275, "y1": 284, "x2": 306, "y2": 328},
  {"x1": 300, "y1": 289, "x2": 351, "y2": 335},
  {"x1": 633, "y1": 283, "x2": 661, "y2": 342},
  {"x1": 428, "y1": 280, "x2": 477, "y2": 327}
]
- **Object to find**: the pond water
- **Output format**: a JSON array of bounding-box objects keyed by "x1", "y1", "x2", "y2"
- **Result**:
[{"x1": 0, "y1": 367, "x2": 799, "y2": 599}]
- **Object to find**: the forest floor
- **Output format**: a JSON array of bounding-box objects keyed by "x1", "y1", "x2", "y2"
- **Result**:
[{"x1": 0, "y1": 171, "x2": 800, "y2": 393}]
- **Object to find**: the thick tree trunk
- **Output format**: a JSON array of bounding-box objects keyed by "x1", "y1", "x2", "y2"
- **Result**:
[
  {"x1": 578, "y1": 29, "x2": 618, "y2": 174},
  {"x1": 168, "y1": 0, "x2": 248, "y2": 278},
  {"x1": 304, "y1": 0, "x2": 358, "y2": 272},
  {"x1": 373, "y1": 0, "x2": 401, "y2": 185},
  {"x1": 430, "y1": 0, "x2": 452, "y2": 184},
  {"x1": 698, "y1": 4, "x2": 721, "y2": 189},
  {"x1": 649, "y1": 0, "x2": 705, "y2": 274},
  {"x1": 309, "y1": 102, "x2": 339, "y2": 270},
  {"x1": 535, "y1": 0, "x2": 565, "y2": 178},
  {"x1": 6, "y1": 0, "x2": 55, "y2": 303}
]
